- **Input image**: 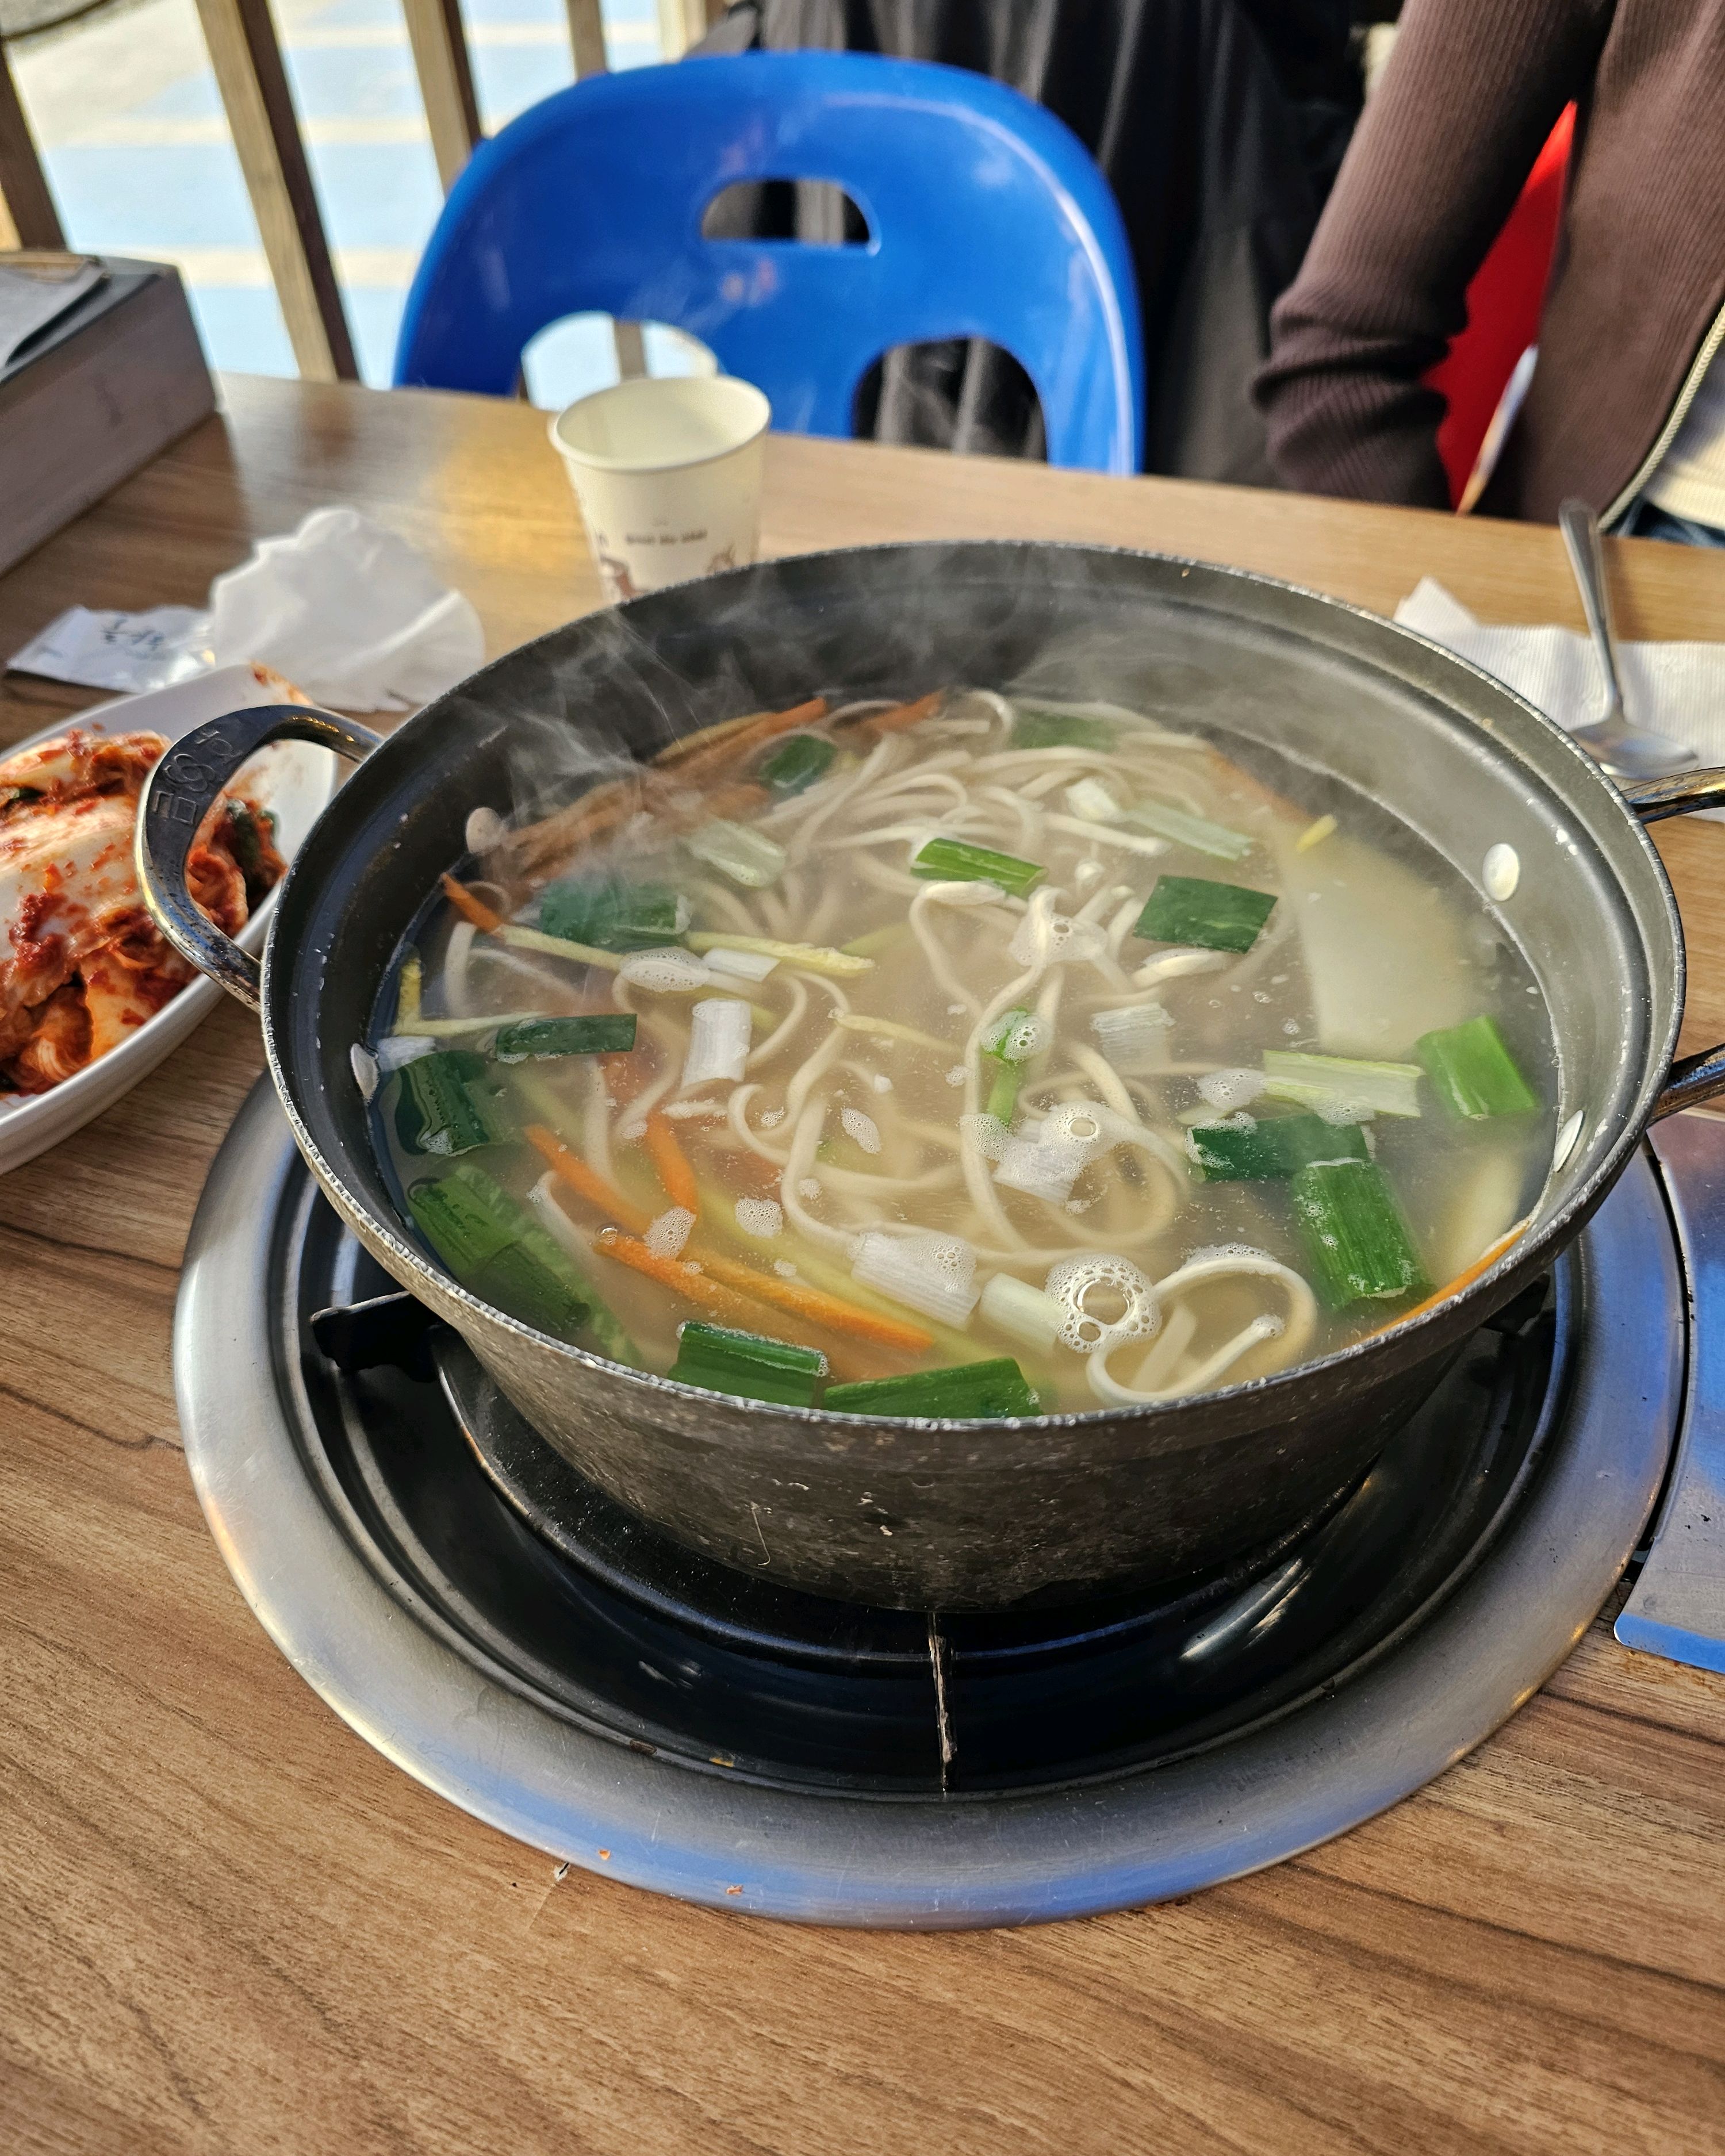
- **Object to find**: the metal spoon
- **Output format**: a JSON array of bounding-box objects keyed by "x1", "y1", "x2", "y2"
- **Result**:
[{"x1": 1558, "y1": 497, "x2": 1698, "y2": 780}]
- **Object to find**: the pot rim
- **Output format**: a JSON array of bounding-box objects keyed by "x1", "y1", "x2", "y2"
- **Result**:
[{"x1": 260, "y1": 538, "x2": 1686, "y2": 1434}]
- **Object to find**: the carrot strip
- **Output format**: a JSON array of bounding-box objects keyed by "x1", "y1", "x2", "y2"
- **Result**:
[
  {"x1": 706, "y1": 778, "x2": 773, "y2": 819},
  {"x1": 531, "y1": 1140, "x2": 887, "y2": 1373},
  {"x1": 560, "y1": 789, "x2": 641, "y2": 842},
  {"x1": 856, "y1": 690, "x2": 942, "y2": 739},
  {"x1": 716, "y1": 1147, "x2": 787, "y2": 1199},
  {"x1": 497, "y1": 778, "x2": 639, "y2": 877},
  {"x1": 710, "y1": 777, "x2": 773, "y2": 814},
  {"x1": 668, "y1": 697, "x2": 827, "y2": 785},
  {"x1": 1202, "y1": 753, "x2": 1310, "y2": 828},
  {"x1": 1377, "y1": 1216, "x2": 1532, "y2": 1333},
  {"x1": 525, "y1": 1125, "x2": 651, "y2": 1233},
  {"x1": 440, "y1": 873, "x2": 503, "y2": 934},
  {"x1": 688, "y1": 1250, "x2": 933, "y2": 1353},
  {"x1": 599, "y1": 1046, "x2": 657, "y2": 1108},
  {"x1": 645, "y1": 1111, "x2": 700, "y2": 1215},
  {"x1": 500, "y1": 700, "x2": 824, "y2": 881},
  {"x1": 557, "y1": 789, "x2": 657, "y2": 854},
  {"x1": 652, "y1": 709, "x2": 772, "y2": 768},
  {"x1": 593, "y1": 1233, "x2": 883, "y2": 1382},
  {"x1": 658, "y1": 779, "x2": 770, "y2": 834},
  {"x1": 503, "y1": 746, "x2": 783, "y2": 882},
  {"x1": 595, "y1": 1229, "x2": 796, "y2": 1332}
]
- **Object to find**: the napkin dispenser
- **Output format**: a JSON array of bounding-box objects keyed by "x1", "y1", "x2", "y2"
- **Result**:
[{"x1": 0, "y1": 252, "x2": 216, "y2": 578}]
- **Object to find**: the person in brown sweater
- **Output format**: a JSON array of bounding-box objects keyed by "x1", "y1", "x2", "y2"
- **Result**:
[{"x1": 1254, "y1": 0, "x2": 1725, "y2": 534}]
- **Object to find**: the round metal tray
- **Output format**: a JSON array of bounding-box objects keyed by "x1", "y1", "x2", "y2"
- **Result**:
[{"x1": 175, "y1": 1081, "x2": 1680, "y2": 1927}]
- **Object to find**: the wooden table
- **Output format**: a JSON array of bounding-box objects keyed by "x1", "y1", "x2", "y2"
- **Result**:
[{"x1": 5, "y1": 377, "x2": 1724, "y2": 2156}]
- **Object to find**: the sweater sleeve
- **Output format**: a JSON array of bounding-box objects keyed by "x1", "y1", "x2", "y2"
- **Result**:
[{"x1": 1254, "y1": 0, "x2": 1609, "y2": 507}]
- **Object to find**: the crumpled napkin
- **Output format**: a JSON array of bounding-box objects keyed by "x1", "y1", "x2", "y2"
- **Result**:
[
  {"x1": 7, "y1": 507, "x2": 484, "y2": 712},
  {"x1": 1394, "y1": 576, "x2": 1725, "y2": 768},
  {"x1": 206, "y1": 508, "x2": 484, "y2": 711}
]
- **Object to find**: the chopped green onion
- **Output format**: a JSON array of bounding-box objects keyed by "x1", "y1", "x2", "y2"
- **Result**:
[
  {"x1": 1262, "y1": 1049, "x2": 1423, "y2": 1119},
  {"x1": 524, "y1": 1177, "x2": 639, "y2": 1364},
  {"x1": 1134, "y1": 875, "x2": 1277, "y2": 953},
  {"x1": 617, "y1": 947, "x2": 712, "y2": 995},
  {"x1": 1295, "y1": 813, "x2": 1337, "y2": 853},
  {"x1": 985, "y1": 1061, "x2": 1022, "y2": 1124},
  {"x1": 981, "y1": 1007, "x2": 1043, "y2": 1062},
  {"x1": 225, "y1": 801, "x2": 260, "y2": 861},
  {"x1": 538, "y1": 876, "x2": 689, "y2": 952},
  {"x1": 685, "y1": 932, "x2": 873, "y2": 977},
  {"x1": 839, "y1": 924, "x2": 905, "y2": 960},
  {"x1": 1187, "y1": 1111, "x2": 1368, "y2": 1180},
  {"x1": 407, "y1": 1163, "x2": 516, "y2": 1272},
  {"x1": 688, "y1": 1209, "x2": 977, "y2": 1364},
  {"x1": 409, "y1": 1165, "x2": 593, "y2": 1338},
  {"x1": 1291, "y1": 1159, "x2": 1428, "y2": 1308},
  {"x1": 1046, "y1": 815, "x2": 1169, "y2": 860},
  {"x1": 977, "y1": 1274, "x2": 1064, "y2": 1354},
  {"x1": 980, "y1": 1004, "x2": 1040, "y2": 1122},
  {"x1": 913, "y1": 837, "x2": 1044, "y2": 897},
  {"x1": 395, "y1": 949, "x2": 423, "y2": 1027},
  {"x1": 823, "y1": 1358, "x2": 1040, "y2": 1420},
  {"x1": 1416, "y1": 1015, "x2": 1539, "y2": 1119},
  {"x1": 1090, "y1": 1002, "x2": 1174, "y2": 1067},
  {"x1": 393, "y1": 1049, "x2": 509, "y2": 1156},
  {"x1": 1063, "y1": 776, "x2": 1125, "y2": 824},
  {"x1": 684, "y1": 818, "x2": 787, "y2": 889},
  {"x1": 668, "y1": 1321, "x2": 825, "y2": 1406},
  {"x1": 833, "y1": 1012, "x2": 953, "y2": 1054},
  {"x1": 703, "y1": 945, "x2": 779, "y2": 981},
  {"x1": 1011, "y1": 708, "x2": 1116, "y2": 751},
  {"x1": 387, "y1": 1010, "x2": 546, "y2": 1038},
  {"x1": 758, "y1": 732, "x2": 836, "y2": 796},
  {"x1": 851, "y1": 1229, "x2": 980, "y2": 1325},
  {"x1": 681, "y1": 996, "x2": 752, "y2": 1088},
  {"x1": 496, "y1": 924, "x2": 623, "y2": 970},
  {"x1": 493, "y1": 1014, "x2": 638, "y2": 1062},
  {"x1": 1120, "y1": 800, "x2": 1254, "y2": 862},
  {"x1": 224, "y1": 801, "x2": 279, "y2": 896},
  {"x1": 476, "y1": 1235, "x2": 596, "y2": 1340},
  {"x1": 377, "y1": 1035, "x2": 436, "y2": 1075}
]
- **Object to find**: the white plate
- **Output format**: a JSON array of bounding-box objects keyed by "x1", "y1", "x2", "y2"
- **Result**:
[{"x1": 0, "y1": 664, "x2": 339, "y2": 1175}]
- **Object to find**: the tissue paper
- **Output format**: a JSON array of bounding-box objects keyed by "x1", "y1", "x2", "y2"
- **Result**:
[
  {"x1": 207, "y1": 508, "x2": 485, "y2": 711},
  {"x1": 7, "y1": 507, "x2": 484, "y2": 712},
  {"x1": 1396, "y1": 576, "x2": 1725, "y2": 758},
  {"x1": 1396, "y1": 575, "x2": 1725, "y2": 819}
]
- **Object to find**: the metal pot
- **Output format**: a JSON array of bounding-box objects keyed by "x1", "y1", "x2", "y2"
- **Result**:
[{"x1": 137, "y1": 541, "x2": 1725, "y2": 1611}]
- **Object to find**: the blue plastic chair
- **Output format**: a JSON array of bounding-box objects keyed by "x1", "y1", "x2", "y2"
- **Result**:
[{"x1": 393, "y1": 51, "x2": 1143, "y2": 473}]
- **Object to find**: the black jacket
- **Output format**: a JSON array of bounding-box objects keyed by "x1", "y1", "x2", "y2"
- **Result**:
[{"x1": 700, "y1": 0, "x2": 1354, "y2": 482}]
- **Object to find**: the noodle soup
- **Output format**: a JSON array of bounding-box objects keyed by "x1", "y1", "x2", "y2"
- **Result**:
[{"x1": 364, "y1": 689, "x2": 1555, "y2": 1419}]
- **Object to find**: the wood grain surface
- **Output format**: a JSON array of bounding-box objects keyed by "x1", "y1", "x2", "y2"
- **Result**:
[{"x1": 3, "y1": 376, "x2": 1724, "y2": 2156}]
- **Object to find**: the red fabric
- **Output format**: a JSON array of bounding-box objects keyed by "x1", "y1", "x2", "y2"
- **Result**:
[{"x1": 1425, "y1": 105, "x2": 1574, "y2": 507}]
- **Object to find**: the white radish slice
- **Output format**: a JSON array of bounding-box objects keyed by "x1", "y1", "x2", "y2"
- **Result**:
[{"x1": 681, "y1": 997, "x2": 752, "y2": 1088}]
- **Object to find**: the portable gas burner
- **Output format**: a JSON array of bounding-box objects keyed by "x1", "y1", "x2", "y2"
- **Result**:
[{"x1": 175, "y1": 1081, "x2": 1725, "y2": 1928}]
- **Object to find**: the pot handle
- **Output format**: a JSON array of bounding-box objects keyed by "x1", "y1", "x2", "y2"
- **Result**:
[
  {"x1": 137, "y1": 702, "x2": 382, "y2": 1013},
  {"x1": 1626, "y1": 766, "x2": 1725, "y2": 1118}
]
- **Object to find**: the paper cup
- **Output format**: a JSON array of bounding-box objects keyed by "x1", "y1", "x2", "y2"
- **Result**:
[{"x1": 550, "y1": 375, "x2": 771, "y2": 604}]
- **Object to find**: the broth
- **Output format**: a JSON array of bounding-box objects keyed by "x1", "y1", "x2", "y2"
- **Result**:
[{"x1": 365, "y1": 689, "x2": 1556, "y2": 1419}]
